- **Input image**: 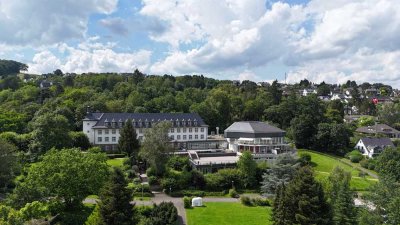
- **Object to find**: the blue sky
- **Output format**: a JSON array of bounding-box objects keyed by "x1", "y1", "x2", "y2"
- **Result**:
[{"x1": 1, "y1": 0, "x2": 400, "y2": 86}]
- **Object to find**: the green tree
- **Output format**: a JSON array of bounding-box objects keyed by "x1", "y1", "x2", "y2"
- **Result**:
[
  {"x1": 237, "y1": 151, "x2": 257, "y2": 188},
  {"x1": 30, "y1": 113, "x2": 72, "y2": 153},
  {"x1": 140, "y1": 121, "x2": 174, "y2": 176},
  {"x1": 272, "y1": 166, "x2": 332, "y2": 225},
  {"x1": 69, "y1": 131, "x2": 91, "y2": 150},
  {"x1": 0, "y1": 139, "x2": 19, "y2": 190},
  {"x1": 260, "y1": 154, "x2": 298, "y2": 197},
  {"x1": 118, "y1": 119, "x2": 140, "y2": 159},
  {"x1": 325, "y1": 167, "x2": 356, "y2": 225},
  {"x1": 85, "y1": 205, "x2": 104, "y2": 225},
  {"x1": 99, "y1": 168, "x2": 135, "y2": 225},
  {"x1": 269, "y1": 80, "x2": 282, "y2": 105},
  {"x1": 10, "y1": 148, "x2": 109, "y2": 208}
]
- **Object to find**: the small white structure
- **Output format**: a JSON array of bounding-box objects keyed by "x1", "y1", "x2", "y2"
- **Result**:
[{"x1": 192, "y1": 197, "x2": 203, "y2": 207}]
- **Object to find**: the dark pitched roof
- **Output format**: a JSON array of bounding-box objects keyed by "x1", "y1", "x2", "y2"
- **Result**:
[
  {"x1": 85, "y1": 113, "x2": 207, "y2": 128},
  {"x1": 360, "y1": 137, "x2": 394, "y2": 148},
  {"x1": 224, "y1": 121, "x2": 285, "y2": 138},
  {"x1": 356, "y1": 124, "x2": 400, "y2": 134}
]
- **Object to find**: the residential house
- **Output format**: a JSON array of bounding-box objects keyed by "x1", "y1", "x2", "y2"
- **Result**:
[
  {"x1": 355, "y1": 137, "x2": 394, "y2": 158},
  {"x1": 356, "y1": 124, "x2": 400, "y2": 138},
  {"x1": 302, "y1": 88, "x2": 317, "y2": 96}
]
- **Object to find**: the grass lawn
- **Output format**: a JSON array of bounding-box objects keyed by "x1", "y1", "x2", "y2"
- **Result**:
[
  {"x1": 298, "y1": 150, "x2": 377, "y2": 191},
  {"x1": 186, "y1": 202, "x2": 272, "y2": 225},
  {"x1": 106, "y1": 158, "x2": 126, "y2": 167}
]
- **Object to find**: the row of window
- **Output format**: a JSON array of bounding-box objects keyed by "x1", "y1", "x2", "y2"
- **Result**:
[
  {"x1": 97, "y1": 127, "x2": 206, "y2": 135},
  {"x1": 98, "y1": 137, "x2": 117, "y2": 142},
  {"x1": 170, "y1": 127, "x2": 204, "y2": 133},
  {"x1": 104, "y1": 121, "x2": 199, "y2": 128},
  {"x1": 97, "y1": 129, "x2": 118, "y2": 135},
  {"x1": 169, "y1": 134, "x2": 204, "y2": 140}
]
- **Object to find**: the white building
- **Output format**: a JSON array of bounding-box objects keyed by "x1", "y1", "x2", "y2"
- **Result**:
[
  {"x1": 224, "y1": 121, "x2": 293, "y2": 161},
  {"x1": 83, "y1": 112, "x2": 208, "y2": 152},
  {"x1": 354, "y1": 137, "x2": 394, "y2": 158}
]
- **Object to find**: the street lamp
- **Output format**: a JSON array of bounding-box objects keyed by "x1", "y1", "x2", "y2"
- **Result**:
[
  {"x1": 169, "y1": 186, "x2": 172, "y2": 195},
  {"x1": 231, "y1": 180, "x2": 234, "y2": 189}
]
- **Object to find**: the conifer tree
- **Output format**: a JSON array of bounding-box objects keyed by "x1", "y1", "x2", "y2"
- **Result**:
[
  {"x1": 237, "y1": 150, "x2": 257, "y2": 188},
  {"x1": 118, "y1": 119, "x2": 140, "y2": 158},
  {"x1": 326, "y1": 167, "x2": 356, "y2": 225},
  {"x1": 272, "y1": 166, "x2": 332, "y2": 225},
  {"x1": 99, "y1": 168, "x2": 136, "y2": 225}
]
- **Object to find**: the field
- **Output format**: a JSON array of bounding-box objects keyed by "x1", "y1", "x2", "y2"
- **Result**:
[
  {"x1": 186, "y1": 202, "x2": 272, "y2": 225},
  {"x1": 106, "y1": 158, "x2": 126, "y2": 167},
  {"x1": 298, "y1": 150, "x2": 378, "y2": 191}
]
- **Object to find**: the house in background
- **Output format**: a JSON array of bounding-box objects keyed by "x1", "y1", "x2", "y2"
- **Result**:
[
  {"x1": 356, "y1": 124, "x2": 400, "y2": 138},
  {"x1": 355, "y1": 137, "x2": 394, "y2": 158}
]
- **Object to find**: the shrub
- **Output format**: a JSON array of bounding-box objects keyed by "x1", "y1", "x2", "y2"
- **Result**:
[
  {"x1": 167, "y1": 156, "x2": 191, "y2": 171},
  {"x1": 205, "y1": 168, "x2": 242, "y2": 191},
  {"x1": 360, "y1": 159, "x2": 369, "y2": 168},
  {"x1": 183, "y1": 196, "x2": 192, "y2": 209},
  {"x1": 346, "y1": 150, "x2": 364, "y2": 163},
  {"x1": 148, "y1": 176, "x2": 158, "y2": 185},
  {"x1": 146, "y1": 167, "x2": 156, "y2": 177},
  {"x1": 299, "y1": 153, "x2": 311, "y2": 166},
  {"x1": 229, "y1": 189, "x2": 238, "y2": 198},
  {"x1": 240, "y1": 196, "x2": 252, "y2": 206},
  {"x1": 359, "y1": 171, "x2": 367, "y2": 178},
  {"x1": 252, "y1": 198, "x2": 270, "y2": 206},
  {"x1": 107, "y1": 154, "x2": 126, "y2": 159},
  {"x1": 350, "y1": 154, "x2": 363, "y2": 163}
]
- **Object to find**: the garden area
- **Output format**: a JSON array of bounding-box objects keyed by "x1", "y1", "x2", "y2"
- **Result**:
[
  {"x1": 186, "y1": 202, "x2": 272, "y2": 225},
  {"x1": 298, "y1": 150, "x2": 378, "y2": 191}
]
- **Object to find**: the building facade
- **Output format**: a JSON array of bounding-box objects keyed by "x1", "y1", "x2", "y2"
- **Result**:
[
  {"x1": 83, "y1": 112, "x2": 208, "y2": 151},
  {"x1": 224, "y1": 121, "x2": 293, "y2": 161},
  {"x1": 355, "y1": 137, "x2": 394, "y2": 158}
]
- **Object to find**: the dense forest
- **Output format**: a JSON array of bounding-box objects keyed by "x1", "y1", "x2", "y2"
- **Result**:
[{"x1": 0, "y1": 59, "x2": 389, "y2": 156}]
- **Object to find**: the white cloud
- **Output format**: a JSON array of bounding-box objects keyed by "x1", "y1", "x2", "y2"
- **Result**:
[
  {"x1": 100, "y1": 17, "x2": 129, "y2": 36},
  {"x1": 0, "y1": 0, "x2": 118, "y2": 46},
  {"x1": 147, "y1": 1, "x2": 304, "y2": 75},
  {"x1": 28, "y1": 39, "x2": 152, "y2": 74}
]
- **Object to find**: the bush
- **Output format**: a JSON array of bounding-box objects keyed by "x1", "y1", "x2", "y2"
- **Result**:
[
  {"x1": 146, "y1": 167, "x2": 157, "y2": 177},
  {"x1": 350, "y1": 154, "x2": 363, "y2": 163},
  {"x1": 240, "y1": 196, "x2": 252, "y2": 206},
  {"x1": 359, "y1": 171, "x2": 367, "y2": 178},
  {"x1": 346, "y1": 150, "x2": 364, "y2": 163},
  {"x1": 167, "y1": 156, "x2": 191, "y2": 171},
  {"x1": 229, "y1": 189, "x2": 238, "y2": 198},
  {"x1": 252, "y1": 198, "x2": 270, "y2": 206},
  {"x1": 205, "y1": 168, "x2": 242, "y2": 191},
  {"x1": 148, "y1": 176, "x2": 158, "y2": 185},
  {"x1": 299, "y1": 153, "x2": 311, "y2": 166},
  {"x1": 183, "y1": 196, "x2": 192, "y2": 209},
  {"x1": 240, "y1": 196, "x2": 270, "y2": 207}
]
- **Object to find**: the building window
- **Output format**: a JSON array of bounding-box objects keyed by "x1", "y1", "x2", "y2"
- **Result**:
[
  {"x1": 139, "y1": 129, "x2": 142, "y2": 134},
  {"x1": 189, "y1": 135, "x2": 192, "y2": 140},
  {"x1": 189, "y1": 128, "x2": 192, "y2": 132},
  {"x1": 105, "y1": 129, "x2": 109, "y2": 134},
  {"x1": 98, "y1": 130, "x2": 102, "y2": 135},
  {"x1": 112, "y1": 129, "x2": 116, "y2": 134},
  {"x1": 87, "y1": 130, "x2": 90, "y2": 133},
  {"x1": 170, "y1": 128, "x2": 174, "y2": 133},
  {"x1": 201, "y1": 135, "x2": 204, "y2": 139},
  {"x1": 177, "y1": 128, "x2": 181, "y2": 133},
  {"x1": 183, "y1": 135, "x2": 187, "y2": 140},
  {"x1": 105, "y1": 137, "x2": 109, "y2": 142},
  {"x1": 87, "y1": 123, "x2": 90, "y2": 126},
  {"x1": 177, "y1": 135, "x2": 181, "y2": 140},
  {"x1": 170, "y1": 136, "x2": 174, "y2": 140},
  {"x1": 112, "y1": 137, "x2": 116, "y2": 142},
  {"x1": 98, "y1": 137, "x2": 102, "y2": 142},
  {"x1": 201, "y1": 128, "x2": 204, "y2": 132},
  {"x1": 195, "y1": 135, "x2": 198, "y2": 139},
  {"x1": 183, "y1": 128, "x2": 187, "y2": 133},
  {"x1": 195, "y1": 128, "x2": 198, "y2": 132},
  {"x1": 105, "y1": 146, "x2": 110, "y2": 151}
]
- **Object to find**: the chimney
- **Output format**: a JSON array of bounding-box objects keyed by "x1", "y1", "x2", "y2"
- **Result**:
[
  {"x1": 216, "y1": 127, "x2": 219, "y2": 136},
  {"x1": 86, "y1": 106, "x2": 91, "y2": 114}
]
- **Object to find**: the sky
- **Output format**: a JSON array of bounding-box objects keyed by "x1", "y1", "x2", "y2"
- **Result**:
[{"x1": 1, "y1": 0, "x2": 400, "y2": 87}]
